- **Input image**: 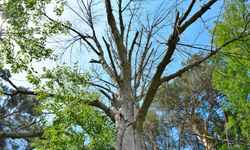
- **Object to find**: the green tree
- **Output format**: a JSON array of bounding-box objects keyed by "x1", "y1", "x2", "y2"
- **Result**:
[
  {"x1": 212, "y1": 0, "x2": 250, "y2": 148},
  {"x1": 0, "y1": 48, "x2": 40, "y2": 149},
  {"x1": 31, "y1": 64, "x2": 115, "y2": 149},
  {"x1": 0, "y1": 0, "x2": 249, "y2": 149},
  {"x1": 0, "y1": 85, "x2": 41, "y2": 149}
]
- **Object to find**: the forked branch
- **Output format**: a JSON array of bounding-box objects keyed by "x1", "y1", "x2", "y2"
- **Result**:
[{"x1": 1, "y1": 77, "x2": 116, "y2": 122}]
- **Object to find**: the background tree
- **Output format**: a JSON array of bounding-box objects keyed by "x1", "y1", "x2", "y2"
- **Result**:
[
  {"x1": 144, "y1": 53, "x2": 250, "y2": 149},
  {"x1": 212, "y1": 0, "x2": 250, "y2": 149},
  {"x1": 0, "y1": 14, "x2": 41, "y2": 149},
  {"x1": 0, "y1": 0, "x2": 249, "y2": 149},
  {"x1": 143, "y1": 53, "x2": 223, "y2": 150},
  {"x1": 0, "y1": 85, "x2": 41, "y2": 149}
]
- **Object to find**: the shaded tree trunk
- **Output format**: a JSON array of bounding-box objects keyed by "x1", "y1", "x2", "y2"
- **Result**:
[{"x1": 192, "y1": 123, "x2": 214, "y2": 150}]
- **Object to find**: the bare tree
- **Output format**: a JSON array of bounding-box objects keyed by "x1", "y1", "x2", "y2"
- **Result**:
[{"x1": 1, "y1": 0, "x2": 250, "y2": 149}]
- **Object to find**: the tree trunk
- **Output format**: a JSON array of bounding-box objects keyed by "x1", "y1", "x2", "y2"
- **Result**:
[
  {"x1": 115, "y1": 92, "x2": 145, "y2": 150},
  {"x1": 192, "y1": 124, "x2": 214, "y2": 150},
  {"x1": 116, "y1": 120, "x2": 145, "y2": 150},
  {"x1": 151, "y1": 129, "x2": 158, "y2": 150}
]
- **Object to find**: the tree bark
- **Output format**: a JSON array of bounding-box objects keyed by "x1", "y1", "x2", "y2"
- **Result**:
[
  {"x1": 115, "y1": 93, "x2": 145, "y2": 150},
  {"x1": 192, "y1": 124, "x2": 214, "y2": 150}
]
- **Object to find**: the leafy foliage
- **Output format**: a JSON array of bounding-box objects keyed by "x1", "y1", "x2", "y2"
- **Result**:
[
  {"x1": 0, "y1": 0, "x2": 66, "y2": 74},
  {"x1": 0, "y1": 50, "x2": 40, "y2": 149},
  {"x1": 31, "y1": 63, "x2": 115, "y2": 149},
  {"x1": 0, "y1": 0, "x2": 116, "y2": 148},
  {"x1": 212, "y1": 0, "x2": 250, "y2": 148}
]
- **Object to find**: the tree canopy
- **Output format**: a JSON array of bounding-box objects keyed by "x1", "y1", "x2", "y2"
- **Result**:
[{"x1": 211, "y1": 0, "x2": 250, "y2": 149}]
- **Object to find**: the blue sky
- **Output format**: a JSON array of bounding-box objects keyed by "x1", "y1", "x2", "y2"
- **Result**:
[{"x1": 8, "y1": 0, "x2": 223, "y2": 87}]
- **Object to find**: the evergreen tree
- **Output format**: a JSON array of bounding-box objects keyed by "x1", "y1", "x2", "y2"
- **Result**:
[
  {"x1": 145, "y1": 53, "x2": 249, "y2": 149},
  {"x1": 0, "y1": 78, "x2": 41, "y2": 149}
]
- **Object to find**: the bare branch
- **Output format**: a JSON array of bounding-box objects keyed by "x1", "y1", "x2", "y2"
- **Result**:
[
  {"x1": 192, "y1": 133, "x2": 250, "y2": 147},
  {"x1": 1, "y1": 77, "x2": 116, "y2": 122},
  {"x1": 1, "y1": 75, "x2": 18, "y2": 90},
  {"x1": 178, "y1": 0, "x2": 217, "y2": 34},
  {"x1": 92, "y1": 76, "x2": 117, "y2": 88},
  {"x1": 102, "y1": 37, "x2": 120, "y2": 83},
  {"x1": 178, "y1": 0, "x2": 196, "y2": 26},
  {"x1": 105, "y1": 0, "x2": 130, "y2": 80},
  {"x1": 119, "y1": 0, "x2": 125, "y2": 40},
  {"x1": 13, "y1": 121, "x2": 38, "y2": 133},
  {"x1": 42, "y1": 13, "x2": 100, "y2": 55},
  {"x1": 128, "y1": 31, "x2": 139, "y2": 63},
  {"x1": 122, "y1": 0, "x2": 133, "y2": 12},
  {"x1": 86, "y1": 100, "x2": 116, "y2": 122},
  {"x1": 136, "y1": 11, "x2": 180, "y2": 128},
  {"x1": 125, "y1": 6, "x2": 139, "y2": 49},
  {"x1": 161, "y1": 32, "x2": 250, "y2": 84},
  {"x1": 0, "y1": 131, "x2": 44, "y2": 139},
  {"x1": 135, "y1": 31, "x2": 152, "y2": 88},
  {"x1": 89, "y1": 82, "x2": 117, "y2": 96}
]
